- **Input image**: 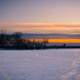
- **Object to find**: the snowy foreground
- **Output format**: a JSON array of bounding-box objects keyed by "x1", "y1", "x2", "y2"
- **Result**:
[{"x1": 0, "y1": 49, "x2": 80, "y2": 80}]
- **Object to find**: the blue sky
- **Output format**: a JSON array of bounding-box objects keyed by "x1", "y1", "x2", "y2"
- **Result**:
[{"x1": 0, "y1": 0, "x2": 80, "y2": 24}]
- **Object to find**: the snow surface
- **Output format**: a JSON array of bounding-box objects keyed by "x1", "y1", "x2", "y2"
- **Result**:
[{"x1": 0, "y1": 49, "x2": 80, "y2": 80}]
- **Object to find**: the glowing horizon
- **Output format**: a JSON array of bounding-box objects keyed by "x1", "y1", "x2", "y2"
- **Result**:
[
  {"x1": 0, "y1": 23, "x2": 80, "y2": 34},
  {"x1": 49, "y1": 39, "x2": 80, "y2": 43}
]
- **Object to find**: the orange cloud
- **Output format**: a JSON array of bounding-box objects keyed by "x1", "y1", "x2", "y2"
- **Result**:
[{"x1": 49, "y1": 39, "x2": 80, "y2": 43}]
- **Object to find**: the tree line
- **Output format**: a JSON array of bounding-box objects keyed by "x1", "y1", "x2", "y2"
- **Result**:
[
  {"x1": 0, "y1": 32, "x2": 80, "y2": 49},
  {"x1": 0, "y1": 32, "x2": 48, "y2": 49}
]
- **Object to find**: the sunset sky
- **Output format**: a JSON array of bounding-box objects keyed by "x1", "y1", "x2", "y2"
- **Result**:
[{"x1": 0, "y1": 0, "x2": 80, "y2": 34}]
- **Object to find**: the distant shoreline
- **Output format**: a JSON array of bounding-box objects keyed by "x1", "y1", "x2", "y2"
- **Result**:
[{"x1": 0, "y1": 46, "x2": 80, "y2": 50}]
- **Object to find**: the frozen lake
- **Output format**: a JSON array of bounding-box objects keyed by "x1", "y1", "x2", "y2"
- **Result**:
[{"x1": 0, "y1": 49, "x2": 80, "y2": 80}]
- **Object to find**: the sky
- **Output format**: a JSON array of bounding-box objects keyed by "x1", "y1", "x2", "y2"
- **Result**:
[{"x1": 0, "y1": 0, "x2": 80, "y2": 33}]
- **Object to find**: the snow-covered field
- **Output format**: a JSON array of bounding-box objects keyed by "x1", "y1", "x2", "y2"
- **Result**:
[{"x1": 0, "y1": 49, "x2": 80, "y2": 80}]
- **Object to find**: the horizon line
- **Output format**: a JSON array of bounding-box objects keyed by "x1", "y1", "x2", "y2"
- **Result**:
[{"x1": 0, "y1": 22, "x2": 80, "y2": 26}]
